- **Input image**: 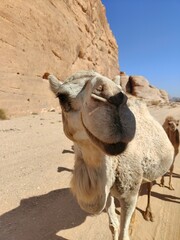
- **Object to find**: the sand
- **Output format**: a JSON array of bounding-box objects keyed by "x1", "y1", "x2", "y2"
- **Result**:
[{"x1": 0, "y1": 103, "x2": 180, "y2": 240}]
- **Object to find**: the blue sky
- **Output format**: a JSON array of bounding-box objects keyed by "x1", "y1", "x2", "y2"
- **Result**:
[{"x1": 102, "y1": 0, "x2": 180, "y2": 97}]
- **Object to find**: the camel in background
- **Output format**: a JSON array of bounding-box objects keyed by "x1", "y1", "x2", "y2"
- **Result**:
[{"x1": 160, "y1": 116, "x2": 179, "y2": 190}]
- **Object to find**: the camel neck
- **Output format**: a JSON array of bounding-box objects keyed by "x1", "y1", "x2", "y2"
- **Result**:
[{"x1": 75, "y1": 141, "x2": 106, "y2": 168}]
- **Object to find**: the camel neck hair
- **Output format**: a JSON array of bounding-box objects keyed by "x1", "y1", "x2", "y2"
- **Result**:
[{"x1": 75, "y1": 141, "x2": 106, "y2": 168}]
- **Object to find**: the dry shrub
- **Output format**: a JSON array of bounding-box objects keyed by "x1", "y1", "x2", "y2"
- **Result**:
[{"x1": 0, "y1": 109, "x2": 7, "y2": 120}]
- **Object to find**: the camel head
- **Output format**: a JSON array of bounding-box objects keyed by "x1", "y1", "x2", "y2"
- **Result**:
[
  {"x1": 45, "y1": 71, "x2": 136, "y2": 155},
  {"x1": 166, "y1": 116, "x2": 179, "y2": 132}
]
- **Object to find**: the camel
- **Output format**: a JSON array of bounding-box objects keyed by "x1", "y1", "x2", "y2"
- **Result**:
[
  {"x1": 142, "y1": 118, "x2": 179, "y2": 222},
  {"x1": 160, "y1": 116, "x2": 180, "y2": 190},
  {"x1": 44, "y1": 70, "x2": 174, "y2": 240}
]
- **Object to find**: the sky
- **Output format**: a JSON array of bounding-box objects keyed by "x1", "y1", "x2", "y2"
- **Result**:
[{"x1": 101, "y1": 0, "x2": 180, "y2": 97}]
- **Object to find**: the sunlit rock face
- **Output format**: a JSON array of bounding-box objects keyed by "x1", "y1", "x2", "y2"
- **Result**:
[
  {"x1": 0, "y1": 0, "x2": 119, "y2": 117},
  {"x1": 120, "y1": 73, "x2": 169, "y2": 103}
]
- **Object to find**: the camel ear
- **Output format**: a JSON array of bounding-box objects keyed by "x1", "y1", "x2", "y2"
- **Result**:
[
  {"x1": 113, "y1": 75, "x2": 121, "y2": 85},
  {"x1": 49, "y1": 75, "x2": 63, "y2": 96},
  {"x1": 43, "y1": 73, "x2": 62, "y2": 95}
]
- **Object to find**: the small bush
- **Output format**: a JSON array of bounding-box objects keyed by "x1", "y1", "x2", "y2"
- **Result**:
[{"x1": 0, "y1": 109, "x2": 7, "y2": 120}]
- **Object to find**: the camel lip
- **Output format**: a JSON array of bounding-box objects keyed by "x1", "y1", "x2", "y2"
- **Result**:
[
  {"x1": 91, "y1": 93, "x2": 108, "y2": 103},
  {"x1": 81, "y1": 115, "x2": 127, "y2": 156}
]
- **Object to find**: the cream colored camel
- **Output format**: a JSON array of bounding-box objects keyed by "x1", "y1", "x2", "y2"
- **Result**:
[
  {"x1": 44, "y1": 71, "x2": 174, "y2": 240},
  {"x1": 160, "y1": 116, "x2": 179, "y2": 190}
]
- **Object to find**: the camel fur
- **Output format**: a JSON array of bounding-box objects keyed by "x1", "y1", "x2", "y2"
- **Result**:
[{"x1": 45, "y1": 70, "x2": 174, "y2": 240}]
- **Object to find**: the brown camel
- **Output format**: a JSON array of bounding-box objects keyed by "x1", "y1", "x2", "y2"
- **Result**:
[{"x1": 160, "y1": 116, "x2": 179, "y2": 190}]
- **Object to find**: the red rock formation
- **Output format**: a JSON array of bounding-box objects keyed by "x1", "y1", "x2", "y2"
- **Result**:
[
  {"x1": 0, "y1": 0, "x2": 119, "y2": 117},
  {"x1": 120, "y1": 74, "x2": 169, "y2": 103}
]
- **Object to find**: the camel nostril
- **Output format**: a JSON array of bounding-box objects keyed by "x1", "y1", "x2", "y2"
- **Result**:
[{"x1": 108, "y1": 92, "x2": 127, "y2": 106}]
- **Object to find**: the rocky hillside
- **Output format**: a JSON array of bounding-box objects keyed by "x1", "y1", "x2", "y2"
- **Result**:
[
  {"x1": 0, "y1": 0, "x2": 119, "y2": 117},
  {"x1": 120, "y1": 72, "x2": 169, "y2": 103}
]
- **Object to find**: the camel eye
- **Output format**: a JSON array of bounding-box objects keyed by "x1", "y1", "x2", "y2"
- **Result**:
[
  {"x1": 96, "y1": 85, "x2": 103, "y2": 92},
  {"x1": 57, "y1": 93, "x2": 68, "y2": 104},
  {"x1": 57, "y1": 92, "x2": 72, "y2": 112}
]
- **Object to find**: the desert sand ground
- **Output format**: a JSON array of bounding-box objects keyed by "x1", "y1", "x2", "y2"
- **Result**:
[{"x1": 0, "y1": 103, "x2": 180, "y2": 240}]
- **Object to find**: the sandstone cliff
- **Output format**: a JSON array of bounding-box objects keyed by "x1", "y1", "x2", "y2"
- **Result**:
[{"x1": 0, "y1": 0, "x2": 119, "y2": 117}]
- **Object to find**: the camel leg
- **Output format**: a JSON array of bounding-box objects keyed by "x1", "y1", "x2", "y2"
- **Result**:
[
  {"x1": 106, "y1": 195, "x2": 119, "y2": 240},
  {"x1": 160, "y1": 175, "x2": 165, "y2": 187},
  {"x1": 119, "y1": 193, "x2": 138, "y2": 240},
  {"x1": 169, "y1": 163, "x2": 174, "y2": 190},
  {"x1": 143, "y1": 182, "x2": 154, "y2": 222},
  {"x1": 129, "y1": 209, "x2": 136, "y2": 236}
]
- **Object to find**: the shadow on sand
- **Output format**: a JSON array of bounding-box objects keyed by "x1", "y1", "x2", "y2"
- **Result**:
[
  {"x1": 164, "y1": 172, "x2": 180, "y2": 179},
  {"x1": 57, "y1": 167, "x2": 73, "y2": 173},
  {"x1": 62, "y1": 149, "x2": 74, "y2": 154},
  {"x1": 150, "y1": 191, "x2": 180, "y2": 204},
  {"x1": 0, "y1": 188, "x2": 89, "y2": 240}
]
